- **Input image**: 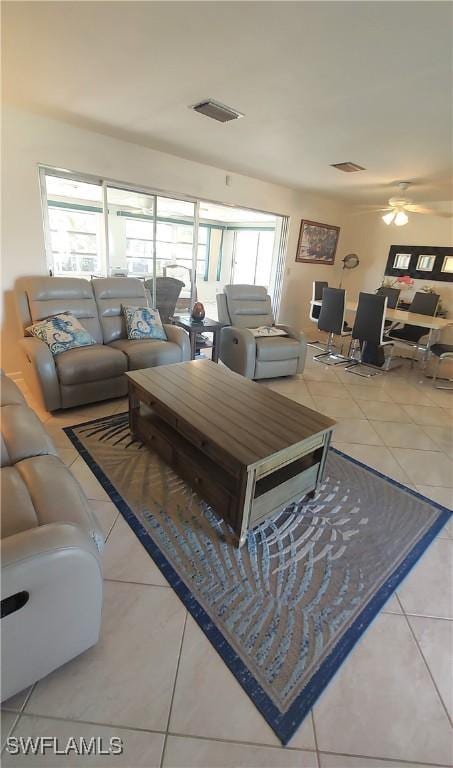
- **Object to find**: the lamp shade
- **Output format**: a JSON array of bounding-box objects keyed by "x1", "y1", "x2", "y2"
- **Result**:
[{"x1": 394, "y1": 210, "x2": 409, "y2": 226}]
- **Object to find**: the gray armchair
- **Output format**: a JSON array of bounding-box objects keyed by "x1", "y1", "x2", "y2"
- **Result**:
[{"x1": 217, "y1": 285, "x2": 307, "y2": 379}]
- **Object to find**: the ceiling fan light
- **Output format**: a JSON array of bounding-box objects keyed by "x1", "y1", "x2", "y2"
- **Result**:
[
  {"x1": 382, "y1": 211, "x2": 395, "y2": 225},
  {"x1": 394, "y1": 210, "x2": 409, "y2": 226}
]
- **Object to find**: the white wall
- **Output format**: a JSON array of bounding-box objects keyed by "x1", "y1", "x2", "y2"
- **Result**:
[
  {"x1": 339, "y1": 210, "x2": 453, "y2": 341},
  {"x1": 1, "y1": 106, "x2": 347, "y2": 373},
  {"x1": 340, "y1": 210, "x2": 453, "y2": 305}
]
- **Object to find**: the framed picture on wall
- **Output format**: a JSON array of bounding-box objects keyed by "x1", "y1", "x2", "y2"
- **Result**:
[{"x1": 295, "y1": 220, "x2": 340, "y2": 265}]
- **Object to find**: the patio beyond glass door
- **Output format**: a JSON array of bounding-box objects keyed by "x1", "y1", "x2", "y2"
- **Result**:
[
  {"x1": 232, "y1": 230, "x2": 275, "y2": 288},
  {"x1": 155, "y1": 197, "x2": 197, "y2": 313},
  {"x1": 105, "y1": 188, "x2": 197, "y2": 311}
]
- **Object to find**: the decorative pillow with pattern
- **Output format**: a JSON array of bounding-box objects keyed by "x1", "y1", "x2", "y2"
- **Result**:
[
  {"x1": 122, "y1": 305, "x2": 167, "y2": 341},
  {"x1": 26, "y1": 312, "x2": 97, "y2": 356}
]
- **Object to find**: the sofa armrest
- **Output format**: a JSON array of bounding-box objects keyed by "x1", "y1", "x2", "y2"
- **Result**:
[
  {"x1": 1, "y1": 522, "x2": 102, "y2": 573},
  {"x1": 1, "y1": 523, "x2": 102, "y2": 702},
  {"x1": 19, "y1": 337, "x2": 61, "y2": 411},
  {"x1": 219, "y1": 326, "x2": 256, "y2": 378},
  {"x1": 163, "y1": 324, "x2": 191, "y2": 361},
  {"x1": 275, "y1": 324, "x2": 308, "y2": 373}
]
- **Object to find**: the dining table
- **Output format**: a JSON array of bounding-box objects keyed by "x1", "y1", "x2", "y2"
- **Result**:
[{"x1": 311, "y1": 299, "x2": 453, "y2": 364}]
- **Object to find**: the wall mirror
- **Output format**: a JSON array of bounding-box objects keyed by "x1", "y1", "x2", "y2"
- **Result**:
[
  {"x1": 416, "y1": 254, "x2": 436, "y2": 271},
  {"x1": 441, "y1": 255, "x2": 453, "y2": 274},
  {"x1": 393, "y1": 253, "x2": 411, "y2": 269}
]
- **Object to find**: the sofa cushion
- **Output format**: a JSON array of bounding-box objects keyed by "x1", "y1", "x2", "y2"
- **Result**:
[
  {"x1": 16, "y1": 276, "x2": 103, "y2": 344},
  {"x1": 0, "y1": 375, "x2": 26, "y2": 407},
  {"x1": 1, "y1": 466, "x2": 39, "y2": 538},
  {"x1": 1, "y1": 404, "x2": 56, "y2": 467},
  {"x1": 92, "y1": 277, "x2": 148, "y2": 344},
  {"x1": 255, "y1": 336, "x2": 301, "y2": 362},
  {"x1": 55, "y1": 344, "x2": 127, "y2": 386},
  {"x1": 224, "y1": 284, "x2": 274, "y2": 329},
  {"x1": 109, "y1": 338, "x2": 183, "y2": 369}
]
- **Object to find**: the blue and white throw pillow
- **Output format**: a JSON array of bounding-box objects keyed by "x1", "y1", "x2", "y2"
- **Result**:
[
  {"x1": 27, "y1": 312, "x2": 97, "y2": 356},
  {"x1": 122, "y1": 305, "x2": 167, "y2": 341}
]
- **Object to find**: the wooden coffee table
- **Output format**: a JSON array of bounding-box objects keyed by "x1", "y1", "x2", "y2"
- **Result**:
[{"x1": 126, "y1": 361, "x2": 335, "y2": 547}]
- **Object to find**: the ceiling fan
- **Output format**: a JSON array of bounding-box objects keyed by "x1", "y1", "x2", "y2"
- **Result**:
[{"x1": 364, "y1": 182, "x2": 452, "y2": 226}]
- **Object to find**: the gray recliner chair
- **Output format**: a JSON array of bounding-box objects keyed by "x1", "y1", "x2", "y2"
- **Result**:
[
  {"x1": 217, "y1": 285, "x2": 307, "y2": 379},
  {"x1": 1, "y1": 373, "x2": 103, "y2": 701}
]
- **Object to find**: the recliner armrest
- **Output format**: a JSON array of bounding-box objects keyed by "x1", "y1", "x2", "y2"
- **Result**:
[
  {"x1": 275, "y1": 324, "x2": 308, "y2": 373},
  {"x1": 19, "y1": 337, "x2": 61, "y2": 411},
  {"x1": 218, "y1": 326, "x2": 256, "y2": 378},
  {"x1": 1, "y1": 523, "x2": 103, "y2": 702},
  {"x1": 1, "y1": 522, "x2": 102, "y2": 572},
  {"x1": 163, "y1": 324, "x2": 191, "y2": 361}
]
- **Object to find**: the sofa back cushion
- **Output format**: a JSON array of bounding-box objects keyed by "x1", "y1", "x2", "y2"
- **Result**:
[
  {"x1": 92, "y1": 278, "x2": 148, "y2": 344},
  {"x1": 16, "y1": 277, "x2": 103, "y2": 344},
  {"x1": 224, "y1": 284, "x2": 274, "y2": 329}
]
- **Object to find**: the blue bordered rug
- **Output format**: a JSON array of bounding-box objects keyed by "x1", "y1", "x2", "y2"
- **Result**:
[{"x1": 65, "y1": 412, "x2": 451, "y2": 745}]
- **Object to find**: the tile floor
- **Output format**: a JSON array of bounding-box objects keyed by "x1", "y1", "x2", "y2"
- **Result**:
[{"x1": 2, "y1": 349, "x2": 452, "y2": 767}]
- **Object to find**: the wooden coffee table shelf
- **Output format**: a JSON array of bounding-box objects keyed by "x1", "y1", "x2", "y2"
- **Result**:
[{"x1": 126, "y1": 360, "x2": 335, "y2": 547}]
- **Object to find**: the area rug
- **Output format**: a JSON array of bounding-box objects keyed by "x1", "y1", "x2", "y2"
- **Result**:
[{"x1": 65, "y1": 412, "x2": 451, "y2": 745}]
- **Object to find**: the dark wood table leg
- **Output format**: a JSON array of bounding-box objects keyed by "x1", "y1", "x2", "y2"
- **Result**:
[
  {"x1": 189, "y1": 329, "x2": 197, "y2": 360},
  {"x1": 128, "y1": 384, "x2": 140, "y2": 437},
  {"x1": 211, "y1": 329, "x2": 220, "y2": 363}
]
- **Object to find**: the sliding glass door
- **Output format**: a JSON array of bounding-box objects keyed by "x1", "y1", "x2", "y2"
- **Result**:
[{"x1": 40, "y1": 168, "x2": 288, "y2": 319}]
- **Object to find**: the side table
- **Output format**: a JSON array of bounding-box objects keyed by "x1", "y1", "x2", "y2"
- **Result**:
[{"x1": 172, "y1": 315, "x2": 224, "y2": 362}]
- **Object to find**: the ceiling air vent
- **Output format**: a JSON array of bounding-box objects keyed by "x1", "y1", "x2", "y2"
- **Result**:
[
  {"x1": 191, "y1": 99, "x2": 244, "y2": 123},
  {"x1": 331, "y1": 162, "x2": 366, "y2": 173}
]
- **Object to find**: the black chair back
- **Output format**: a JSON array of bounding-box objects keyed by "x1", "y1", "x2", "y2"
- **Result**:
[
  {"x1": 310, "y1": 281, "x2": 328, "y2": 322},
  {"x1": 409, "y1": 291, "x2": 439, "y2": 316},
  {"x1": 352, "y1": 293, "x2": 387, "y2": 345},
  {"x1": 318, "y1": 287, "x2": 345, "y2": 335},
  {"x1": 376, "y1": 286, "x2": 400, "y2": 309}
]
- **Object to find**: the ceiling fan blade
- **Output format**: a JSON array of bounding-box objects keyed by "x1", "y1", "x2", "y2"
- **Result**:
[
  {"x1": 405, "y1": 204, "x2": 453, "y2": 218},
  {"x1": 351, "y1": 207, "x2": 390, "y2": 216},
  {"x1": 405, "y1": 204, "x2": 433, "y2": 213}
]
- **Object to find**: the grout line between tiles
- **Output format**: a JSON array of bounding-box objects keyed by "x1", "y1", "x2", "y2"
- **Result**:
[
  {"x1": 310, "y1": 710, "x2": 320, "y2": 767},
  {"x1": 4, "y1": 710, "x2": 168, "y2": 736},
  {"x1": 401, "y1": 610, "x2": 453, "y2": 728},
  {"x1": 1, "y1": 711, "x2": 21, "y2": 756},
  {"x1": 165, "y1": 730, "x2": 318, "y2": 754},
  {"x1": 160, "y1": 611, "x2": 189, "y2": 768},
  {"x1": 103, "y1": 578, "x2": 171, "y2": 589}
]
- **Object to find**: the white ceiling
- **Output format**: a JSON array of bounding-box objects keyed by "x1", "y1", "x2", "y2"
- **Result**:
[{"x1": 3, "y1": 1, "x2": 453, "y2": 204}]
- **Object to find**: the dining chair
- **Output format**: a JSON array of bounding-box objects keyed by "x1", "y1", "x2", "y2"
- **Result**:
[
  {"x1": 376, "y1": 286, "x2": 401, "y2": 309},
  {"x1": 386, "y1": 291, "x2": 440, "y2": 364},
  {"x1": 345, "y1": 292, "x2": 395, "y2": 377},
  {"x1": 314, "y1": 287, "x2": 351, "y2": 365},
  {"x1": 308, "y1": 280, "x2": 328, "y2": 350},
  {"x1": 376, "y1": 286, "x2": 401, "y2": 332},
  {"x1": 430, "y1": 343, "x2": 453, "y2": 390}
]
